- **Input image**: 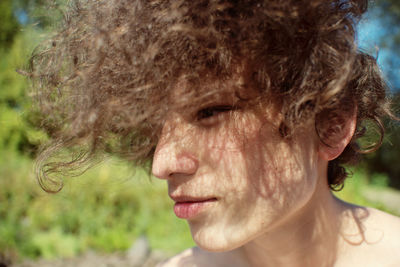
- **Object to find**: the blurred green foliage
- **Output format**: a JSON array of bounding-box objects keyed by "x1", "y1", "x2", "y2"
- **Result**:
[
  {"x1": 0, "y1": 154, "x2": 194, "y2": 260},
  {"x1": 0, "y1": 0, "x2": 75, "y2": 157},
  {"x1": 362, "y1": 93, "x2": 400, "y2": 188},
  {"x1": 334, "y1": 168, "x2": 399, "y2": 215},
  {"x1": 0, "y1": 0, "x2": 20, "y2": 48},
  {"x1": 0, "y1": 29, "x2": 47, "y2": 156}
]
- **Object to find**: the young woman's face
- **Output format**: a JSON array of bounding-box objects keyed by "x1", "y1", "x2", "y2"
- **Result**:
[{"x1": 151, "y1": 86, "x2": 321, "y2": 252}]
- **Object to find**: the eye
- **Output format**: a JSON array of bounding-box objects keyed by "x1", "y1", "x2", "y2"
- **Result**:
[{"x1": 196, "y1": 105, "x2": 234, "y2": 124}]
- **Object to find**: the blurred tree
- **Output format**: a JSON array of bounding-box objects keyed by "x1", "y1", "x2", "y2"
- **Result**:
[
  {"x1": 360, "y1": 0, "x2": 400, "y2": 188},
  {"x1": 0, "y1": 0, "x2": 20, "y2": 48},
  {"x1": 0, "y1": 33, "x2": 46, "y2": 156},
  {"x1": 0, "y1": 0, "x2": 48, "y2": 156},
  {"x1": 14, "y1": 0, "x2": 64, "y2": 29},
  {"x1": 363, "y1": 92, "x2": 400, "y2": 188},
  {"x1": 376, "y1": 0, "x2": 400, "y2": 22}
]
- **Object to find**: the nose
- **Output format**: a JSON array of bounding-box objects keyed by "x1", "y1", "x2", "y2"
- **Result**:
[{"x1": 151, "y1": 118, "x2": 199, "y2": 179}]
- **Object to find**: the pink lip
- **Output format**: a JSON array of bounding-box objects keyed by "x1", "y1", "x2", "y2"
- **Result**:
[{"x1": 171, "y1": 196, "x2": 217, "y2": 219}]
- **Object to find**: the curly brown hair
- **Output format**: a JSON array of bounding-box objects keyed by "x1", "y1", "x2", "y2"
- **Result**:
[{"x1": 29, "y1": 0, "x2": 395, "y2": 192}]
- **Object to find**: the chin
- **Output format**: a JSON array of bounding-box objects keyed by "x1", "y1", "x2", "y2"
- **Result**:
[{"x1": 189, "y1": 224, "x2": 251, "y2": 253}]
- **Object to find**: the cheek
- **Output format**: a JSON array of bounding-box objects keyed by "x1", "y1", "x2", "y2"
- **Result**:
[
  {"x1": 205, "y1": 118, "x2": 318, "y2": 211},
  {"x1": 247, "y1": 139, "x2": 314, "y2": 198},
  {"x1": 245, "y1": 138, "x2": 319, "y2": 235},
  {"x1": 189, "y1": 117, "x2": 319, "y2": 251}
]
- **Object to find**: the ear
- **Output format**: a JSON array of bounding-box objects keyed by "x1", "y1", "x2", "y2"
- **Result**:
[{"x1": 317, "y1": 107, "x2": 357, "y2": 161}]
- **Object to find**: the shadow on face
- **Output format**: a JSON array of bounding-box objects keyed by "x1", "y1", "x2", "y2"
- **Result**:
[{"x1": 151, "y1": 74, "x2": 372, "y2": 255}]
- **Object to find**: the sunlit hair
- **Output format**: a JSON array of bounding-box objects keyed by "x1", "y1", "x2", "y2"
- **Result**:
[{"x1": 29, "y1": 0, "x2": 394, "y2": 192}]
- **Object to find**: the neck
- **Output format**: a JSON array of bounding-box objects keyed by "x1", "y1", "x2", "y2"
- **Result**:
[{"x1": 238, "y1": 165, "x2": 351, "y2": 267}]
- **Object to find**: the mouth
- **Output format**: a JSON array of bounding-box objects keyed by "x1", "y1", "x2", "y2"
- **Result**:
[{"x1": 170, "y1": 196, "x2": 218, "y2": 219}]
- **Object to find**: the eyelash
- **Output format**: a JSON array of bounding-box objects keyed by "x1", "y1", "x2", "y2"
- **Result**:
[{"x1": 196, "y1": 105, "x2": 234, "y2": 123}]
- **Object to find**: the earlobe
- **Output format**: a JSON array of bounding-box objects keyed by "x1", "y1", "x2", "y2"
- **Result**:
[{"x1": 317, "y1": 108, "x2": 357, "y2": 161}]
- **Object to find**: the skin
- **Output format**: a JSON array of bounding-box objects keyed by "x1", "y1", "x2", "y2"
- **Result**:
[{"x1": 151, "y1": 82, "x2": 400, "y2": 267}]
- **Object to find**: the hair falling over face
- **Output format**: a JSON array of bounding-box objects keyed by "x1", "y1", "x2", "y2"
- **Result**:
[{"x1": 28, "y1": 0, "x2": 395, "y2": 192}]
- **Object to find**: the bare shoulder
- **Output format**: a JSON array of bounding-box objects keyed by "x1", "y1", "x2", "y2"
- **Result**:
[
  {"x1": 339, "y1": 206, "x2": 400, "y2": 266},
  {"x1": 156, "y1": 247, "x2": 248, "y2": 267},
  {"x1": 363, "y1": 207, "x2": 400, "y2": 247},
  {"x1": 365, "y1": 208, "x2": 400, "y2": 266}
]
